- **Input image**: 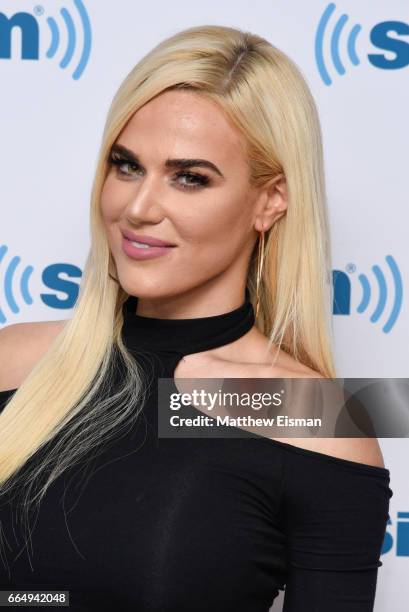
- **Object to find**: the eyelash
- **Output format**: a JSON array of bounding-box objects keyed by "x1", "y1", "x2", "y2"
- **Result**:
[{"x1": 108, "y1": 152, "x2": 211, "y2": 190}]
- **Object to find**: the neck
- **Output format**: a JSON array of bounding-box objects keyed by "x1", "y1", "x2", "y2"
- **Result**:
[
  {"x1": 134, "y1": 286, "x2": 249, "y2": 320},
  {"x1": 121, "y1": 286, "x2": 255, "y2": 356}
]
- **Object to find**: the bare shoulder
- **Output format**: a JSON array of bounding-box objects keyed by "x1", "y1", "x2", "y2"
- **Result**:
[
  {"x1": 184, "y1": 345, "x2": 387, "y2": 470},
  {"x1": 264, "y1": 363, "x2": 385, "y2": 469},
  {"x1": 0, "y1": 319, "x2": 66, "y2": 392},
  {"x1": 263, "y1": 362, "x2": 386, "y2": 469},
  {"x1": 267, "y1": 346, "x2": 324, "y2": 379},
  {"x1": 307, "y1": 437, "x2": 387, "y2": 469}
]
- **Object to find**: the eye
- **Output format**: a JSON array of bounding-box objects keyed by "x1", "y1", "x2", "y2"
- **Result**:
[
  {"x1": 109, "y1": 152, "x2": 140, "y2": 177},
  {"x1": 174, "y1": 172, "x2": 210, "y2": 190},
  {"x1": 108, "y1": 152, "x2": 211, "y2": 190}
]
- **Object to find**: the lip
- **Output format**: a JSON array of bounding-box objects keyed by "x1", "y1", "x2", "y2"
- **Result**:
[
  {"x1": 120, "y1": 229, "x2": 175, "y2": 247},
  {"x1": 121, "y1": 236, "x2": 176, "y2": 261}
]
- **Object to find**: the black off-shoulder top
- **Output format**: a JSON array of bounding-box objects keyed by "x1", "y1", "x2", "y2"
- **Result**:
[{"x1": 0, "y1": 289, "x2": 393, "y2": 611}]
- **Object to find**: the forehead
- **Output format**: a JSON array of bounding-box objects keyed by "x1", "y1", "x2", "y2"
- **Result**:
[{"x1": 118, "y1": 90, "x2": 249, "y2": 168}]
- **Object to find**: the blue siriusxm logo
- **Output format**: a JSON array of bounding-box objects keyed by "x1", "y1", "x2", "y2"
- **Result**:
[
  {"x1": 0, "y1": 0, "x2": 92, "y2": 80},
  {"x1": 333, "y1": 255, "x2": 402, "y2": 334},
  {"x1": 0, "y1": 244, "x2": 403, "y2": 333},
  {"x1": 383, "y1": 512, "x2": 409, "y2": 558},
  {"x1": 315, "y1": 2, "x2": 409, "y2": 85},
  {"x1": 0, "y1": 244, "x2": 81, "y2": 324}
]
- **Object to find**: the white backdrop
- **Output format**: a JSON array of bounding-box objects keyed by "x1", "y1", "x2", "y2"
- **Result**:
[{"x1": 0, "y1": 1, "x2": 407, "y2": 609}]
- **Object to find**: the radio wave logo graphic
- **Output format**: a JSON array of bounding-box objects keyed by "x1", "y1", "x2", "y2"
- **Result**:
[
  {"x1": 43, "y1": 0, "x2": 91, "y2": 80},
  {"x1": 356, "y1": 255, "x2": 402, "y2": 333},
  {"x1": 0, "y1": 0, "x2": 91, "y2": 80},
  {"x1": 0, "y1": 245, "x2": 34, "y2": 325},
  {"x1": 315, "y1": 2, "x2": 362, "y2": 85}
]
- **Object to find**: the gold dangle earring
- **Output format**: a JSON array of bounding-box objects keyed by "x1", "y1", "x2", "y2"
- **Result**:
[{"x1": 255, "y1": 227, "x2": 265, "y2": 319}]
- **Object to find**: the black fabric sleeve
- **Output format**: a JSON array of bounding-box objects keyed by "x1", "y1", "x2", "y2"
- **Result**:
[
  {"x1": 279, "y1": 444, "x2": 393, "y2": 611},
  {"x1": 0, "y1": 389, "x2": 16, "y2": 414}
]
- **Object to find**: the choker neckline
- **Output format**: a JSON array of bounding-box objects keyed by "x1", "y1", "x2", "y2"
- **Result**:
[{"x1": 121, "y1": 287, "x2": 255, "y2": 356}]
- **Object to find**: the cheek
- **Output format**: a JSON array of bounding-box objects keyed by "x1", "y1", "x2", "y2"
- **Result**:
[
  {"x1": 181, "y1": 194, "x2": 250, "y2": 247},
  {"x1": 99, "y1": 179, "x2": 125, "y2": 254},
  {"x1": 100, "y1": 176, "x2": 125, "y2": 223}
]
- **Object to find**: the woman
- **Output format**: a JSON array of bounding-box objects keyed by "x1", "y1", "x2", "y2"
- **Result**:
[{"x1": 0, "y1": 24, "x2": 392, "y2": 611}]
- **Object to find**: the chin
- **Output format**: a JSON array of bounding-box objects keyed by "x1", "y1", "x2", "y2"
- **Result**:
[{"x1": 118, "y1": 281, "x2": 169, "y2": 300}]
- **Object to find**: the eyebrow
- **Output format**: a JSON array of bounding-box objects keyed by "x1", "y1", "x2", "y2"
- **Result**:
[{"x1": 110, "y1": 143, "x2": 225, "y2": 179}]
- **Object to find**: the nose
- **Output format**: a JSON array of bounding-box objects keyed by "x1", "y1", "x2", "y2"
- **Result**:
[{"x1": 124, "y1": 175, "x2": 164, "y2": 224}]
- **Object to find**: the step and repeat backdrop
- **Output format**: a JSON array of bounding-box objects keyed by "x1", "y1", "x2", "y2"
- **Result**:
[{"x1": 0, "y1": 1, "x2": 407, "y2": 609}]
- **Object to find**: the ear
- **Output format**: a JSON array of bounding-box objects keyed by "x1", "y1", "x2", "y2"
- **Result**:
[{"x1": 254, "y1": 173, "x2": 288, "y2": 232}]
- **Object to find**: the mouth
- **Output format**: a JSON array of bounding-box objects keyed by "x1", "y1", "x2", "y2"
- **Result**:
[
  {"x1": 126, "y1": 239, "x2": 159, "y2": 249},
  {"x1": 121, "y1": 236, "x2": 176, "y2": 260},
  {"x1": 120, "y1": 228, "x2": 176, "y2": 248}
]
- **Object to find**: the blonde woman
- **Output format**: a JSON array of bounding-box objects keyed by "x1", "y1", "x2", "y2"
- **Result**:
[{"x1": 0, "y1": 25, "x2": 391, "y2": 612}]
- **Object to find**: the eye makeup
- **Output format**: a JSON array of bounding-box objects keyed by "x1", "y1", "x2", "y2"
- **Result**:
[{"x1": 107, "y1": 142, "x2": 224, "y2": 191}]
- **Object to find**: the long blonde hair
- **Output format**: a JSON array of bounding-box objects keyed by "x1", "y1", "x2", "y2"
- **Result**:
[{"x1": 0, "y1": 24, "x2": 336, "y2": 522}]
